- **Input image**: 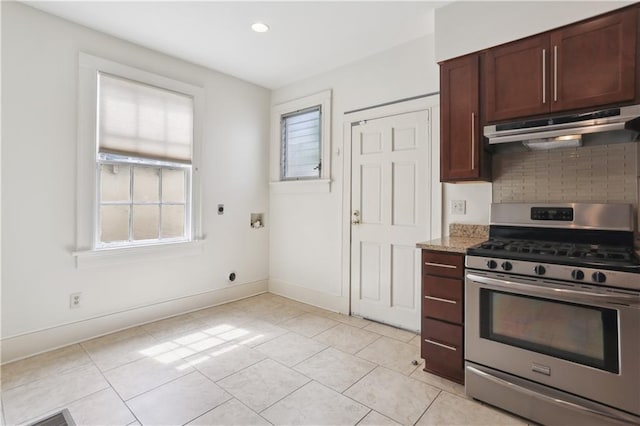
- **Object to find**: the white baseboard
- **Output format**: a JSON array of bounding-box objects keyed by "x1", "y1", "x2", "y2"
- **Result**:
[
  {"x1": 268, "y1": 278, "x2": 348, "y2": 314},
  {"x1": 1, "y1": 280, "x2": 268, "y2": 364}
]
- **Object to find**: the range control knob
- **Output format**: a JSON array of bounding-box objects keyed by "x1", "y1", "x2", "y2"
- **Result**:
[
  {"x1": 487, "y1": 260, "x2": 498, "y2": 269},
  {"x1": 592, "y1": 272, "x2": 607, "y2": 283},
  {"x1": 534, "y1": 265, "x2": 546, "y2": 276},
  {"x1": 501, "y1": 262, "x2": 513, "y2": 271},
  {"x1": 571, "y1": 270, "x2": 585, "y2": 280}
]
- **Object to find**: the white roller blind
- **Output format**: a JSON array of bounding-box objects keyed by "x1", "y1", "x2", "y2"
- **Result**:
[
  {"x1": 281, "y1": 106, "x2": 321, "y2": 179},
  {"x1": 98, "y1": 73, "x2": 194, "y2": 163}
]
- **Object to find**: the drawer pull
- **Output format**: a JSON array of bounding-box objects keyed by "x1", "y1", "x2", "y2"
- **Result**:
[
  {"x1": 424, "y1": 338, "x2": 457, "y2": 352},
  {"x1": 424, "y1": 262, "x2": 457, "y2": 269},
  {"x1": 424, "y1": 295, "x2": 457, "y2": 304}
]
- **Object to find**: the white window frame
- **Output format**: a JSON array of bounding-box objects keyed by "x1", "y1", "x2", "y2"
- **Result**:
[
  {"x1": 73, "y1": 53, "x2": 204, "y2": 267},
  {"x1": 270, "y1": 90, "x2": 332, "y2": 193}
]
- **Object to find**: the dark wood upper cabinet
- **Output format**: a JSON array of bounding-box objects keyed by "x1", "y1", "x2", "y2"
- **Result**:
[
  {"x1": 551, "y1": 8, "x2": 637, "y2": 112},
  {"x1": 440, "y1": 4, "x2": 639, "y2": 183},
  {"x1": 485, "y1": 35, "x2": 550, "y2": 122},
  {"x1": 440, "y1": 54, "x2": 486, "y2": 182},
  {"x1": 484, "y1": 6, "x2": 638, "y2": 123}
]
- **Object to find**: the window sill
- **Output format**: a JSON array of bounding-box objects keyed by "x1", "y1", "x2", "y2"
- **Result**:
[
  {"x1": 72, "y1": 240, "x2": 205, "y2": 269},
  {"x1": 270, "y1": 179, "x2": 331, "y2": 194}
]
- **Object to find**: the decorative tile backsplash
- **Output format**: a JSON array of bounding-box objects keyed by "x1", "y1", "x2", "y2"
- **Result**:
[{"x1": 492, "y1": 142, "x2": 639, "y2": 207}]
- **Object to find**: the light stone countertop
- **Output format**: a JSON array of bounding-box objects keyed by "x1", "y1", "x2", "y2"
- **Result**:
[
  {"x1": 416, "y1": 224, "x2": 489, "y2": 254},
  {"x1": 416, "y1": 235, "x2": 487, "y2": 254}
]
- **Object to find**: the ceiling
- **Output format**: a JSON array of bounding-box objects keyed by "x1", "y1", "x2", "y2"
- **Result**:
[{"x1": 24, "y1": 1, "x2": 447, "y2": 89}]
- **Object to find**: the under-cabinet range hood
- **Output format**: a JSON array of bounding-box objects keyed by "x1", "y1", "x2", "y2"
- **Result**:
[{"x1": 484, "y1": 104, "x2": 640, "y2": 150}]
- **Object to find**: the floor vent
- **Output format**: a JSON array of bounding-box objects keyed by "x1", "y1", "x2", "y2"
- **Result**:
[{"x1": 28, "y1": 409, "x2": 75, "y2": 426}]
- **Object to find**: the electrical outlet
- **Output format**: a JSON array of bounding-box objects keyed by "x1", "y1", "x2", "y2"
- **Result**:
[
  {"x1": 452, "y1": 200, "x2": 466, "y2": 215},
  {"x1": 70, "y1": 292, "x2": 82, "y2": 309}
]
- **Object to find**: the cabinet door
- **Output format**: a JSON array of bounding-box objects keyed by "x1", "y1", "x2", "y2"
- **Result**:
[
  {"x1": 440, "y1": 54, "x2": 481, "y2": 182},
  {"x1": 422, "y1": 251, "x2": 464, "y2": 279},
  {"x1": 485, "y1": 35, "x2": 550, "y2": 122},
  {"x1": 551, "y1": 8, "x2": 637, "y2": 112},
  {"x1": 421, "y1": 318, "x2": 464, "y2": 384},
  {"x1": 422, "y1": 275, "x2": 463, "y2": 324}
]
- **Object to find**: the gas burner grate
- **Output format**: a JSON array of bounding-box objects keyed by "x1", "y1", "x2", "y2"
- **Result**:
[{"x1": 476, "y1": 239, "x2": 633, "y2": 263}]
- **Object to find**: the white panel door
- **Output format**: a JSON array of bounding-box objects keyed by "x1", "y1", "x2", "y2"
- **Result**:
[{"x1": 350, "y1": 110, "x2": 430, "y2": 331}]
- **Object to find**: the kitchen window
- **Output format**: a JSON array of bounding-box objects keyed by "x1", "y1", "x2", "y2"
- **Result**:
[
  {"x1": 270, "y1": 90, "x2": 331, "y2": 193},
  {"x1": 74, "y1": 53, "x2": 204, "y2": 266}
]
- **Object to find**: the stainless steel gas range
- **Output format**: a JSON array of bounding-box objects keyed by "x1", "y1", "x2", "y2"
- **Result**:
[{"x1": 464, "y1": 203, "x2": 640, "y2": 426}]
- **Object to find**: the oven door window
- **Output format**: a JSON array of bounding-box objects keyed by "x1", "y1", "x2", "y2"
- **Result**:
[{"x1": 480, "y1": 289, "x2": 619, "y2": 373}]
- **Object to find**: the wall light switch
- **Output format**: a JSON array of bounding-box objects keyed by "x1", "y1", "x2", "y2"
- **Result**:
[{"x1": 452, "y1": 200, "x2": 466, "y2": 215}]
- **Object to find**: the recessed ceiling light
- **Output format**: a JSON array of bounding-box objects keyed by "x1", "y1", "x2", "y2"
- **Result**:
[{"x1": 251, "y1": 22, "x2": 270, "y2": 33}]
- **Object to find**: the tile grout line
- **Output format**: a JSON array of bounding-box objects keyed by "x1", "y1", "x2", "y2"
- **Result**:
[
  {"x1": 245, "y1": 358, "x2": 313, "y2": 415},
  {"x1": 1, "y1": 352, "x2": 95, "y2": 393},
  {"x1": 341, "y1": 363, "x2": 451, "y2": 426},
  {"x1": 201, "y1": 352, "x2": 267, "y2": 384},
  {"x1": 3, "y1": 357, "x2": 109, "y2": 425},
  {"x1": 288, "y1": 344, "x2": 378, "y2": 394},
  {"x1": 340, "y1": 363, "x2": 382, "y2": 396},
  {"x1": 353, "y1": 408, "x2": 374, "y2": 426},
  {"x1": 411, "y1": 389, "x2": 443, "y2": 426},
  {"x1": 15, "y1": 386, "x2": 111, "y2": 426},
  {"x1": 352, "y1": 333, "x2": 384, "y2": 359},
  {"x1": 1, "y1": 400, "x2": 5, "y2": 426},
  {"x1": 79, "y1": 328, "x2": 161, "y2": 374},
  {"x1": 176, "y1": 374, "x2": 233, "y2": 426},
  {"x1": 120, "y1": 368, "x2": 201, "y2": 403},
  {"x1": 361, "y1": 321, "x2": 419, "y2": 343},
  {"x1": 78, "y1": 342, "x2": 141, "y2": 425}
]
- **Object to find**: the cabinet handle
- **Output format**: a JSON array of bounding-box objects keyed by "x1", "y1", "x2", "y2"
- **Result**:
[
  {"x1": 424, "y1": 262, "x2": 457, "y2": 269},
  {"x1": 424, "y1": 295, "x2": 457, "y2": 304},
  {"x1": 553, "y1": 45, "x2": 558, "y2": 102},
  {"x1": 542, "y1": 48, "x2": 546, "y2": 104},
  {"x1": 471, "y1": 112, "x2": 475, "y2": 170},
  {"x1": 424, "y1": 338, "x2": 457, "y2": 352}
]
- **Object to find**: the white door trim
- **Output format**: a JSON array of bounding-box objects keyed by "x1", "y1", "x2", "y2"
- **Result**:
[{"x1": 341, "y1": 95, "x2": 442, "y2": 316}]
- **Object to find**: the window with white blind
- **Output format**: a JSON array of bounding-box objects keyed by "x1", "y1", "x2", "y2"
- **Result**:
[
  {"x1": 281, "y1": 106, "x2": 321, "y2": 180},
  {"x1": 74, "y1": 53, "x2": 203, "y2": 260},
  {"x1": 271, "y1": 90, "x2": 332, "y2": 192},
  {"x1": 96, "y1": 73, "x2": 193, "y2": 247}
]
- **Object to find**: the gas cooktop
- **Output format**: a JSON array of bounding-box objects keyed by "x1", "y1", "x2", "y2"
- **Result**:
[
  {"x1": 468, "y1": 238, "x2": 640, "y2": 271},
  {"x1": 465, "y1": 203, "x2": 640, "y2": 289}
]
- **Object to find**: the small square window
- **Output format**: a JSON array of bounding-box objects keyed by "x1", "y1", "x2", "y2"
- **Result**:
[
  {"x1": 281, "y1": 106, "x2": 321, "y2": 180},
  {"x1": 270, "y1": 90, "x2": 331, "y2": 192}
]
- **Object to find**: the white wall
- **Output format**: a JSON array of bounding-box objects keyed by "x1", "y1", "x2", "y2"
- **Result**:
[
  {"x1": 269, "y1": 35, "x2": 490, "y2": 312},
  {"x1": 435, "y1": 1, "x2": 634, "y2": 62},
  {"x1": 442, "y1": 183, "x2": 492, "y2": 234},
  {"x1": 1, "y1": 3, "x2": 271, "y2": 362}
]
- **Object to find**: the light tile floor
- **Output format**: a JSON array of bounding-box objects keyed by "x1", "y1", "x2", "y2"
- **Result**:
[{"x1": 0, "y1": 293, "x2": 533, "y2": 426}]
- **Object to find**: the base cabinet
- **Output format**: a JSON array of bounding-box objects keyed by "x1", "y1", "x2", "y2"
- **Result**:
[{"x1": 421, "y1": 250, "x2": 465, "y2": 384}]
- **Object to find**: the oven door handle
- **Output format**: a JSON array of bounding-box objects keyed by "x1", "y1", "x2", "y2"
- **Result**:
[{"x1": 466, "y1": 273, "x2": 640, "y2": 306}]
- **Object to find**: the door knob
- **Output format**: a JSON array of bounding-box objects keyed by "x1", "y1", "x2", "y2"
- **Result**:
[{"x1": 352, "y1": 210, "x2": 361, "y2": 225}]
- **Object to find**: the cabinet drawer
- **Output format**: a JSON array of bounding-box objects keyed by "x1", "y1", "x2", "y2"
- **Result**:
[
  {"x1": 423, "y1": 276, "x2": 463, "y2": 324},
  {"x1": 421, "y1": 318, "x2": 464, "y2": 383},
  {"x1": 422, "y1": 251, "x2": 464, "y2": 279}
]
